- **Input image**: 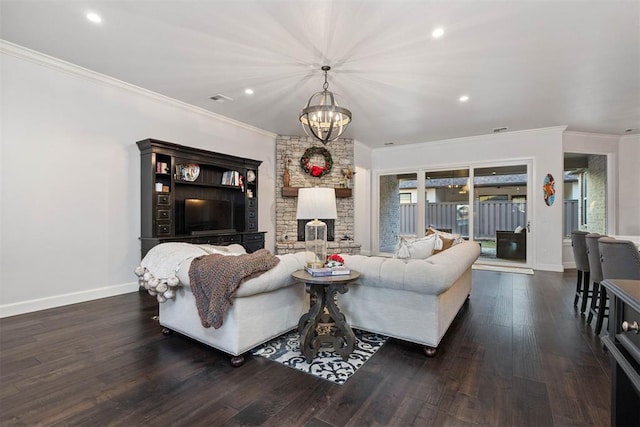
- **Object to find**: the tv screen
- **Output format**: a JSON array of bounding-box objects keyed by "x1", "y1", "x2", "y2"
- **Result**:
[{"x1": 184, "y1": 198, "x2": 234, "y2": 234}]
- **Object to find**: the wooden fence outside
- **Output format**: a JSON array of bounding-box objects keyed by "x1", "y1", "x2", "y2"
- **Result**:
[{"x1": 398, "y1": 200, "x2": 579, "y2": 238}]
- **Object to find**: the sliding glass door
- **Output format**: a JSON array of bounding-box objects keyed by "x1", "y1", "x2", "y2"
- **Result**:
[
  {"x1": 473, "y1": 165, "x2": 529, "y2": 264},
  {"x1": 424, "y1": 168, "x2": 470, "y2": 237},
  {"x1": 377, "y1": 162, "x2": 531, "y2": 266}
]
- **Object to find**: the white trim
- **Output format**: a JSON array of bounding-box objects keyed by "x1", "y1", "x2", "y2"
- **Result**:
[
  {"x1": 0, "y1": 282, "x2": 140, "y2": 319},
  {"x1": 537, "y1": 263, "x2": 565, "y2": 272},
  {"x1": 0, "y1": 40, "x2": 277, "y2": 139},
  {"x1": 373, "y1": 126, "x2": 568, "y2": 153}
]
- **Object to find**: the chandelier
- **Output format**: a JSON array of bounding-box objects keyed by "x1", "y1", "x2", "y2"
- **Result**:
[{"x1": 299, "y1": 65, "x2": 352, "y2": 144}]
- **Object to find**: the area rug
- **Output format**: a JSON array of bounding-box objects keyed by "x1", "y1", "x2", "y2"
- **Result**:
[
  {"x1": 473, "y1": 264, "x2": 534, "y2": 275},
  {"x1": 251, "y1": 329, "x2": 387, "y2": 385}
]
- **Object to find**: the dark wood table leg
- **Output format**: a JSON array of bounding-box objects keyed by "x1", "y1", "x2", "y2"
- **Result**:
[
  {"x1": 298, "y1": 282, "x2": 356, "y2": 362},
  {"x1": 325, "y1": 283, "x2": 356, "y2": 360}
]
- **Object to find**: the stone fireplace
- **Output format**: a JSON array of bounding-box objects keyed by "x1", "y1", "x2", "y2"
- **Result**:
[{"x1": 275, "y1": 135, "x2": 361, "y2": 255}]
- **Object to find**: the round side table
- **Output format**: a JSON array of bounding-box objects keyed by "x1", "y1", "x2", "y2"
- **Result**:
[{"x1": 291, "y1": 269, "x2": 360, "y2": 362}]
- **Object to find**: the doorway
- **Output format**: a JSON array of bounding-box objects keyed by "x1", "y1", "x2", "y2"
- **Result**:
[{"x1": 472, "y1": 165, "x2": 529, "y2": 265}]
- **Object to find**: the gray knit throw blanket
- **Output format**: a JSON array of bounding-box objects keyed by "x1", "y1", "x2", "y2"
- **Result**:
[{"x1": 189, "y1": 249, "x2": 280, "y2": 329}]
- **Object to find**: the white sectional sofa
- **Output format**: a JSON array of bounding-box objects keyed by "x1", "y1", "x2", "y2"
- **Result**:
[
  {"x1": 137, "y1": 240, "x2": 480, "y2": 364},
  {"x1": 340, "y1": 240, "x2": 481, "y2": 355},
  {"x1": 137, "y1": 243, "x2": 309, "y2": 366}
]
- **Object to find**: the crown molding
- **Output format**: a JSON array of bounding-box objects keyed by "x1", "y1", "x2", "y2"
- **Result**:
[
  {"x1": 0, "y1": 40, "x2": 277, "y2": 139},
  {"x1": 563, "y1": 130, "x2": 621, "y2": 139},
  {"x1": 373, "y1": 125, "x2": 568, "y2": 153}
]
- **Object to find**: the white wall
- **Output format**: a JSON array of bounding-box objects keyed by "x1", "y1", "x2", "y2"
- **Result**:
[
  {"x1": 370, "y1": 127, "x2": 566, "y2": 272},
  {"x1": 618, "y1": 134, "x2": 640, "y2": 234},
  {"x1": 0, "y1": 43, "x2": 277, "y2": 317},
  {"x1": 353, "y1": 140, "x2": 372, "y2": 255}
]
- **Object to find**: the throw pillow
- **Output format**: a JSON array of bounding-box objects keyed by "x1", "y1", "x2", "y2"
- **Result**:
[
  {"x1": 394, "y1": 234, "x2": 438, "y2": 260},
  {"x1": 514, "y1": 225, "x2": 524, "y2": 234},
  {"x1": 426, "y1": 227, "x2": 464, "y2": 245},
  {"x1": 433, "y1": 235, "x2": 456, "y2": 254}
]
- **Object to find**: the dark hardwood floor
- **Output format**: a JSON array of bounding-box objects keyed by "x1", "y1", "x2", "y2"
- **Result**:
[{"x1": 1, "y1": 269, "x2": 611, "y2": 426}]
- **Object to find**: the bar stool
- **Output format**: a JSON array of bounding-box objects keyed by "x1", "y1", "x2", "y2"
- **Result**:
[
  {"x1": 599, "y1": 237, "x2": 640, "y2": 280},
  {"x1": 585, "y1": 233, "x2": 607, "y2": 333},
  {"x1": 571, "y1": 230, "x2": 591, "y2": 314},
  {"x1": 598, "y1": 237, "x2": 640, "y2": 333}
]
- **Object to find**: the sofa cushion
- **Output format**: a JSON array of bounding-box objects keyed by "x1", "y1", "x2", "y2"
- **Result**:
[
  {"x1": 394, "y1": 234, "x2": 438, "y2": 259},
  {"x1": 426, "y1": 227, "x2": 464, "y2": 254},
  {"x1": 433, "y1": 236, "x2": 456, "y2": 254},
  {"x1": 426, "y1": 227, "x2": 464, "y2": 243}
]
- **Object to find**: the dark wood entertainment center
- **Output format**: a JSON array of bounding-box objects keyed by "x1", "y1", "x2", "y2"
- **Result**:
[{"x1": 137, "y1": 138, "x2": 265, "y2": 258}]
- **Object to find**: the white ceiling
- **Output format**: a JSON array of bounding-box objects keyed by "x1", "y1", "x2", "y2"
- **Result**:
[{"x1": 2, "y1": 0, "x2": 639, "y2": 148}]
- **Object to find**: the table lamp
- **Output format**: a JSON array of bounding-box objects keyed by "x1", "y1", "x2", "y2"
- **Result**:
[{"x1": 296, "y1": 187, "x2": 337, "y2": 268}]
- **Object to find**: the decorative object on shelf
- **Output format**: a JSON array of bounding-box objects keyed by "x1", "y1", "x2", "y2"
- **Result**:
[
  {"x1": 300, "y1": 146, "x2": 333, "y2": 178},
  {"x1": 283, "y1": 155, "x2": 291, "y2": 187},
  {"x1": 246, "y1": 170, "x2": 256, "y2": 183},
  {"x1": 156, "y1": 162, "x2": 169, "y2": 174},
  {"x1": 543, "y1": 173, "x2": 555, "y2": 206},
  {"x1": 341, "y1": 166, "x2": 356, "y2": 188},
  {"x1": 325, "y1": 253, "x2": 344, "y2": 268},
  {"x1": 296, "y1": 187, "x2": 337, "y2": 268},
  {"x1": 178, "y1": 163, "x2": 200, "y2": 182},
  {"x1": 299, "y1": 65, "x2": 352, "y2": 144}
]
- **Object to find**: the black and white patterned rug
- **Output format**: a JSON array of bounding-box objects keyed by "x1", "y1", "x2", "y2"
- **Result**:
[{"x1": 251, "y1": 329, "x2": 387, "y2": 385}]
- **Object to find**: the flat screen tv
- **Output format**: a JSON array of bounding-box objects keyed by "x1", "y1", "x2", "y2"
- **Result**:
[{"x1": 184, "y1": 198, "x2": 235, "y2": 235}]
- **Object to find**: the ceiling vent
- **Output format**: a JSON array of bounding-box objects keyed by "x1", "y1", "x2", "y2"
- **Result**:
[
  {"x1": 492, "y1": 126, "x2": 508, "y2": 133},
  {"x1": 209, "y1": 94, "x2": 233, "y2": 103}
]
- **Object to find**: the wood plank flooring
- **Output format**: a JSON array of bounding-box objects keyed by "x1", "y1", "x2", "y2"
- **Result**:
[{"x1": 0, "y1": 270, "x2": 611, "y2": 426}]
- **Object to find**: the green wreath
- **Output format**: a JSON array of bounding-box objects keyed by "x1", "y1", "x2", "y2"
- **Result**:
[{"x1": 300, "y1": 146, "x2": 333, "y2": 178}]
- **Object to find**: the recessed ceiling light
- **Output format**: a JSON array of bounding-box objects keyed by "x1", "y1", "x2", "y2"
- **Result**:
[
  {"x1": 432, "y1": 27, "x2": 445, "y2": 39},
  {"x1": 86, "y1": 12, "x2": 102, "y2": 23},
  {"x1": 244, "y1": 89, "x2": 254, "y2": 95},
  {"x1": 459, "y1": 95, "x2": 469, "y2": 102}
]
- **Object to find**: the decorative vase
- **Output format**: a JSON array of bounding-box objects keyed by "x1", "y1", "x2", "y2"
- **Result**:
[{"x1": 283, "y1": 168, "x2": 291, "y2": 187}]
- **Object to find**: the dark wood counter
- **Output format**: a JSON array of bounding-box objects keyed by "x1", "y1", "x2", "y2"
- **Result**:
[{"x1": 601, "y1": 279, "x2": 640, "y2": 426}]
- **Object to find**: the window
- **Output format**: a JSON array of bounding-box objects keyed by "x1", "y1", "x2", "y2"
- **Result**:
[{"x1": 399, "y1": 193, "x2": 412, "y2": 204}]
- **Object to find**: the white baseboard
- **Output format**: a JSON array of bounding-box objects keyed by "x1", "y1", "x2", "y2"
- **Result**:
[
  {"x1": 535, "y1": 263, "x2": 565, "y2": 272},
  {"x1": 0, "y1": 282, "x2": 140, "y2": 318}
]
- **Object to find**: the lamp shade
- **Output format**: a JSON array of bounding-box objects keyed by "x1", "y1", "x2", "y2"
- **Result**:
[{"x1": 296, "y1": 187, "x2": 337, "y2": 220}]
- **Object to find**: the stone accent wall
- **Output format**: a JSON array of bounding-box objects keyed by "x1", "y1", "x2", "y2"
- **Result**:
[
  {"x1": 276, "y1": 135, "x2": 358, "y2": 254},
  {"x1": 379, "y1": 175, "x2": 400, "y2": 251},
  {"x1": 587, "y1": 154, "x2": 607, "y2": 233}
]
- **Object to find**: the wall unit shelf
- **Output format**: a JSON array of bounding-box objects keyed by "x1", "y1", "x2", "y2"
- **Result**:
[
  {"x1": 281, "y1": 187, "x2": 352, "y2": 198},
  {"x1": 137, "y1": 138, "x2": 264, "y2": 258}
]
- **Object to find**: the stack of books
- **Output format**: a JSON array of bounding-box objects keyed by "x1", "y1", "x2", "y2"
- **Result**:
[
  {"x1": 304, "y1": 266, "x2": 351, "y2": 277},
  {"x1": 221, "y1": 170, "x2": 240, "y2": 186}
]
